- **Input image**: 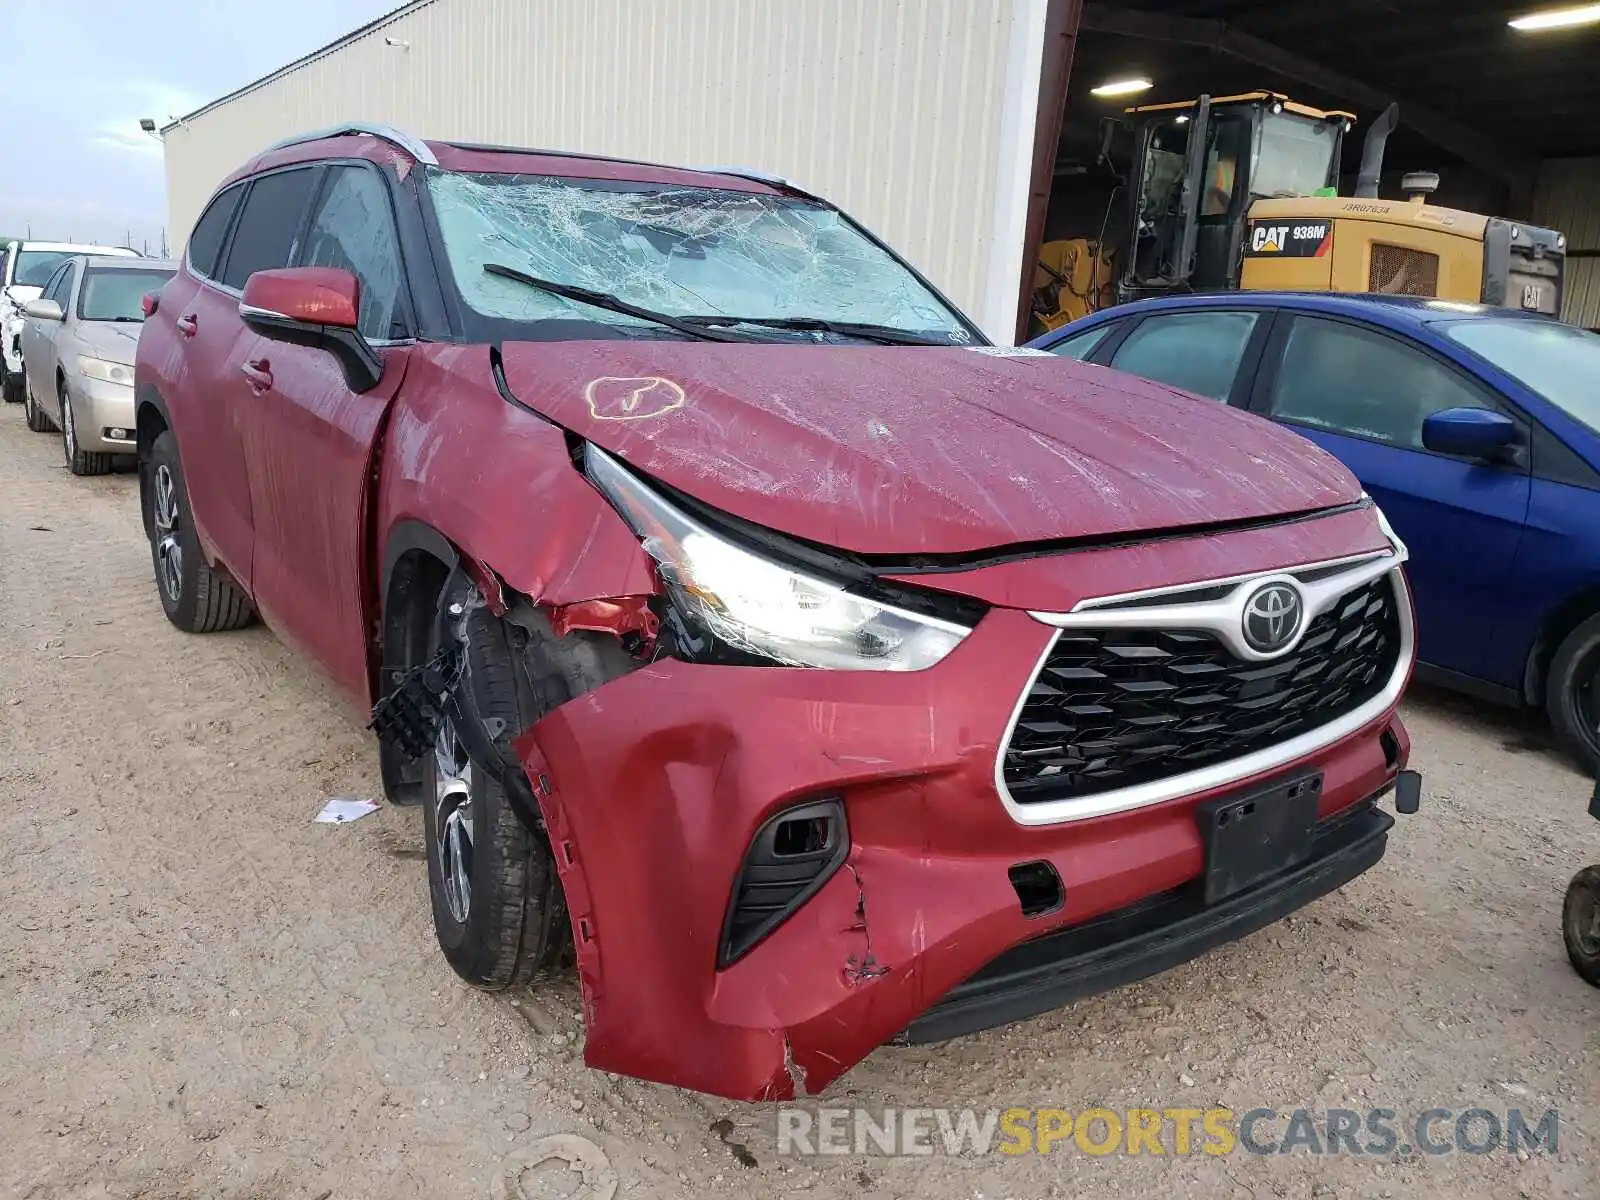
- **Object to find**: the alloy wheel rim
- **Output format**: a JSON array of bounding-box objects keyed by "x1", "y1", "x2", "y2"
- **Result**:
[
  {"x1": 434, "y1": 715, "x2": 475, "y2": 924},
  {"x1": 153, "y1": 464, "x2": 183, "y2": 602},
  {"x1": 61, "y1": 391, "x2": 77, "y2": 457}
]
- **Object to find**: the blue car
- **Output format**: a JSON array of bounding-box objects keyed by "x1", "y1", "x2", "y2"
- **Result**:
[{"x1": 1029, "y1": 292, "x2": 1600, "y2": 771}]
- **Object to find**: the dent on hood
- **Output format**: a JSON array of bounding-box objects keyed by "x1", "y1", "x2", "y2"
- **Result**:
[{"x1": 497, "y1": 342, "x2": 1363, "y2": 558}]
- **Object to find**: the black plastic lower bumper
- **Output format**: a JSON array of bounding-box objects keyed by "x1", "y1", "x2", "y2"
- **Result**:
[{"x1": 898, "y1": 797, "x2": 1395, "y2": 1044}]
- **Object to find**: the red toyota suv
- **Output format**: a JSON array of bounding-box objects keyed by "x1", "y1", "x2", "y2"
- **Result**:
[{"x1": 134, "y1": 123, "x2": 1421, "y2": 1102}]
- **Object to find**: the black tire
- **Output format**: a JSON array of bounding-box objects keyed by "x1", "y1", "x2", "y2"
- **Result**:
[
  {"x1": 2, "y1": 368, "x2": 21, "y2": 404},
  {"x1": 1562, "y1": 866, "x2": 1600, "y2": 987},
  {"x1": 59, "y1": 384, "x2": 113, "y2": 476},
  {"x1": 145, "y1": 429, "x2": 255, "y2": 633},
  {"x1": 1546, "y1": 614, "x2": 1600, "y2": 775},
  {"x1": 22, "y1": 372, "x2": 52, "y2": 433},
  {"x1": 423, "y1": 606, "x2": 570, "y2": 989}
]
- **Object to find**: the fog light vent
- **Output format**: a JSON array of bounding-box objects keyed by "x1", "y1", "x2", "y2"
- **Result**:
[
  {"x1": 1380, "y1": 725, "x2": 1401, "y2": 770},
  {"x1": 719, "y1": 798, "x2": 849, "y2": 966},
  {"x1": 1009, "y1": 860, "x2": 1064, "y2": 919}
]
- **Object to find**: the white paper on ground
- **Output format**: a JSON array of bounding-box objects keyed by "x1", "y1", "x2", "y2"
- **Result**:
[{"x1": 314, "y1": 796, "x2": 380, "y2": 824}]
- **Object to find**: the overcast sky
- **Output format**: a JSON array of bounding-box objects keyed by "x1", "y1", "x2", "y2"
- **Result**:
[{"x1": 0, "y1": 0, "x2": 395, "y2": 252}]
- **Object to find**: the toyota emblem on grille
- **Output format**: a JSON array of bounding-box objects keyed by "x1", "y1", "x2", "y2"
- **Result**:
[{"x1": 1242, "y1": 583, "x2": 1303, "y2": 654}]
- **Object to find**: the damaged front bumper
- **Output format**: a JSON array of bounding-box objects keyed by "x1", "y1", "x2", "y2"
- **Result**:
[{"x1": 512, "y1": 606, "x2": 1413, "y2": 1102}]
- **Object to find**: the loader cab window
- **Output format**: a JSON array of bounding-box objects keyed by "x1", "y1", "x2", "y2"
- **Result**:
[
  {"x1": 1252, "y1": 112, "x2": 1339, "y2": 199},
  {"x1": 1135, "y1": 120, "x2": 1188, "y2": 228},
  {"x1": 1201, "y1": 117, "x2": 1249, "y2": 218},
  {"x1": 1194, "y1": 114, "x2": 1251, "y2": 290},
  {"x1": 1130, "y1": 119, "x2": 1190, "y2": 284}
]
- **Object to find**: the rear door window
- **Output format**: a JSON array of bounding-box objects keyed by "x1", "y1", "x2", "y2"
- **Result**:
[
  {"x1": 187, "y1": 182, "x2": 246, "y2": 280},
  {"x1": 218, "y1": 168, "x2": 320, "y2": 291},
  {"x1": 1108, "y1": 310, "x2": 1261, "y2": 401}
]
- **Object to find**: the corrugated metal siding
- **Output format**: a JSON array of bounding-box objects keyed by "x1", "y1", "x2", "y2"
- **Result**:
[
  {"x1": 162, "y1": 0, "x2": 1040, "y2": 336},
  {"x1": 1560, "y1": 258, "x2": 1600, "y2": 331},
  {"x1": 1531, "y1": 156, "x2": 1600, "y2": 327}
]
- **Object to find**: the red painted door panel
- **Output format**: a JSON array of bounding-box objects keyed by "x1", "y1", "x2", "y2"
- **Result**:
[
  {"x1": 161, "y1": 273, "x2": 257, "y2": 589},
  {"x1": 238, "y1": 342, "x2": 409, "y2": 711}
]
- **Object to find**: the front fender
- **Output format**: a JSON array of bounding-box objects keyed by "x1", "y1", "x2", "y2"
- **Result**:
[{"x1": 375, "y1": 349, "x2": 656, "y2": 611}]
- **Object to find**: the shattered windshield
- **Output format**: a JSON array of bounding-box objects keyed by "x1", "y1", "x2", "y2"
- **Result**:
[{"x1": 426, "y1": 170, "x2": 974, "y2": 342}]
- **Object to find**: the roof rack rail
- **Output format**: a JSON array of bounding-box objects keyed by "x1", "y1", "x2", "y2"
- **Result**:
[
  {"x1": 692, "y1": 164, "x2": 815, "y2": 198},
  {"x1": 258, "y1": 122, "x2": 437, "y2": 166}
]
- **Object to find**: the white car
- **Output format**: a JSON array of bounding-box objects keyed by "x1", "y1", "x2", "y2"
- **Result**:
[{"x1": 1, "y1": 240, "x2": 137, "y2": 403}]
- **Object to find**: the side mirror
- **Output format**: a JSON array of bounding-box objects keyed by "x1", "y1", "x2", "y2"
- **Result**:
[
  {"x1": 24, "y1": 298, "x2": 62, "y2": 321},
  {"x1": 238, "y1": 267, "x2": 381, "y2": 393},
  {"x1": 1421, "y1": 407, "x2": 1517, "y2": 460}
]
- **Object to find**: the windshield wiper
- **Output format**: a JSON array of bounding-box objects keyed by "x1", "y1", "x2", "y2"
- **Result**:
[
  {"x1": 482, "y1": 263, "x2": 746, "y2": 343},
  {"x1": 680, "y1": 314, "x2": 955, "y2": 346}
]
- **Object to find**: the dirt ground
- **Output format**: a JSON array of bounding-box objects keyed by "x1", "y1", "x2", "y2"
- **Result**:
[{"x1": 1, "y1": 405, "x2": 1597, "y2": 1200}]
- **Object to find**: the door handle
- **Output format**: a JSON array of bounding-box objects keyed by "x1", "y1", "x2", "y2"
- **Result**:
[
  {"x1": 175, "y1": 313, "x2": 198, "y2": 338},
  {"x1": 240, "y1": 357, "x2": 273, "y2": 392}
]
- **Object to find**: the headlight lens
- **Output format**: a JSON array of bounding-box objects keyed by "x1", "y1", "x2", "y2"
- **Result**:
[
  {"x1": 79, "y1": 356, "x2": 134, "y2": 385},
  {"x1": 587, "y1": 446, "x2": 970, "y2": 671}
]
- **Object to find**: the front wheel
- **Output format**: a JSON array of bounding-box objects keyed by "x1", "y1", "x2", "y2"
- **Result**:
[
  {"x1": 1547, "y1": 614, "x2": 1600, "y2": 775},
  {"x1": 60, "y1": 385, "x2": 115, "y2": 476},
  {"x1": 143, "y1": 429, "x2": 255, "y2": 633},
  {"x1": 1563, "y1": 866, "x2": 1600, "y2": 987},
  {"x1": 423, "y1": 606, "x2": 568, "y2": 989}
]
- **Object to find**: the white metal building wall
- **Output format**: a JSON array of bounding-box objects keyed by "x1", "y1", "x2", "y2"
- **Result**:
[
  {"x1": 1531, "y1": 156, "x2": 1600, "y2": 329},
  {"x1": 162, "y1": 0, "x2": 1049, "y2": 340}
]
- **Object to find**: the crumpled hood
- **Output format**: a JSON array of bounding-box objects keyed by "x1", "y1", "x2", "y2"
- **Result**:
[
  {"x1": 498, "y1": 341, "x2": 1363, "y2": 556},
  {"x1": 77, "y1": 322, "x2": 142, "y2": 366}
]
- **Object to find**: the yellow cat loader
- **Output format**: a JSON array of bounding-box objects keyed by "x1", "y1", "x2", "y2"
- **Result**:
[{"x1": 1034, "y1": 92, "x2": 1566, "y2": 329}]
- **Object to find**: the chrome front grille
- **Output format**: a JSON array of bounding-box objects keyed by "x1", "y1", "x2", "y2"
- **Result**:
[{"x1": 997, "y1": 553, "x2": 1413, "y2": 825}]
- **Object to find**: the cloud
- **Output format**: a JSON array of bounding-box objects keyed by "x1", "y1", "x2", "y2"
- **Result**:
[{"x1": 95, "y1": 125, "x2": 165, "y2": 160}]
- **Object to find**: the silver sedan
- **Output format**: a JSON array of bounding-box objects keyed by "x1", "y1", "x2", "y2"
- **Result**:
[{"x1": 20, "y1": 255, "x2": 176, "y2": 475}]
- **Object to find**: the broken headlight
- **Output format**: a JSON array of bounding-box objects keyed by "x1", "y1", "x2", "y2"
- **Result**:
[{"x1": 586, "y1": 446, "x2": 969, "y2": 671}]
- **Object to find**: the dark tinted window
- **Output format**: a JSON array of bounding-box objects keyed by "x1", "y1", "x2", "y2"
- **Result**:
[
  {"x1": 40, "y1": 263, "x2": 75, "y2": 308},
  {"x1": 218, "y1": 168, "x2": 319, "y2": 290},
  {"x1": 1109, "y1": 310, "x2": 1259, "y2": 401},
  {"x1": 1047, "y1": 323, "x2": 1116, "y2": 361},
  {"x1": 187, "y1": 183, "x2": 245, "y2": 279},
  {"x1": 300, "y1": 166, "x2": 405, "y2": 340},
  {"x1": 1268, "y1": 316, "x2": 1492, "y2": 450}
]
